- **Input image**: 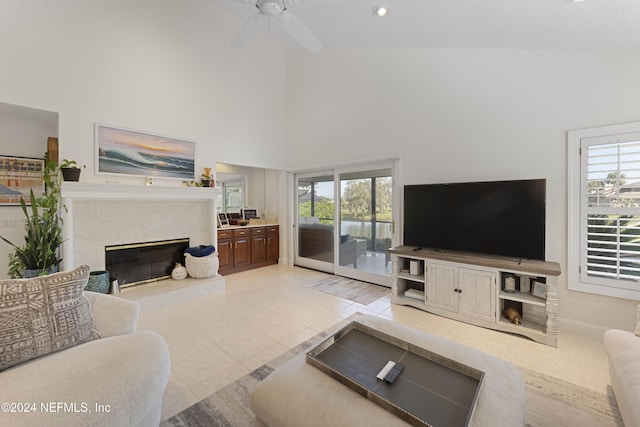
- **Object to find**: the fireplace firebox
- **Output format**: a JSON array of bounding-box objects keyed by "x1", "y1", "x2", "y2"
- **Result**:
[{"x1": 105, "y1": 238, "x2": 190, "y2": 288}]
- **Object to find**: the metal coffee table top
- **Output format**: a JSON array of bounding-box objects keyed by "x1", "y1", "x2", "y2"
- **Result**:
[{"x1": 307, "y1": 321, "x2": 484, "y2": 427}]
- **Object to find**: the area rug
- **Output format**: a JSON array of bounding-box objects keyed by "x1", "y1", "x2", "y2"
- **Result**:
[
  {"x1": 307, "y1": 275, "x2": 390, "y2": 305},
  {"x1": 162, "y1": 317, "x2": 622, "y2": 427}
]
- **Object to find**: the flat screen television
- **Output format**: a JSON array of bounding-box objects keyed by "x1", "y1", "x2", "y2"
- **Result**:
[{"x1": 403, "y1": 179, "x2": 546, "y2": 261}]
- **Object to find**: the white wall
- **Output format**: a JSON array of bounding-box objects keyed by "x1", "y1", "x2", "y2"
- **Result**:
[
  {"x1": 216, "y1": 163, "x2": 279, "y2": 214},
  {"x1": 0, "y1": 0, "x2": 287, "y2": 185},
  {"x1": 2, "y1": 0, "x2": 638, "y2": 335},
  {"x1": 284, "y1": 48, "x2": 640, "y2": 334}
]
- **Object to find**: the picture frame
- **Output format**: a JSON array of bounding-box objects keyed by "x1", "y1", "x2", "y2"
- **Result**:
[
  {"x1": 241, "y1": 208, "x2": 258, "y2": 220},
  {"x1": 531, "y1": 280, "x2": 547, "y2": 299},
  {"x1": 217, "y1": 213, "x2": 229, "y2": 228},
  {"x1": 95, "y1": 123, "x2": 196, "y2": 180},
  {"x1": 519, "y1": 276, "x2": 531, "y2": 294},
  {"x1": 0, "y1": 156, "x2": 44, "y2": 205}
]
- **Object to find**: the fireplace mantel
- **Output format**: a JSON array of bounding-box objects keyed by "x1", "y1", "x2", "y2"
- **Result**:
[
  {"x1": 60, "y1": 182, "x2": 219, "y2": 272},
  {"x1": 61, "y1": 182, "x2": 220, "y2": 201}
]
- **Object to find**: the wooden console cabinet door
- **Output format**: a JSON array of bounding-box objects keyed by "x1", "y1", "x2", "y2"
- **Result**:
[
  {"x1": 217, "y1": 230, "x2": 233, "y2": 274},
  {"x1": 427, "y1": 262, "x2": 459, "y2": 313},
  {"x1": 251, "y1": 227, "x2": 267, "y2": 264},
  {"x1": 458, "y1": 268, "x2": 496, "y2": 322},
  {"x1": 267, "y1": 225, "x2": 279, "y2": 263},
  {"x1": 233, "y1": 229, "x2": 251, "y2": 267}
]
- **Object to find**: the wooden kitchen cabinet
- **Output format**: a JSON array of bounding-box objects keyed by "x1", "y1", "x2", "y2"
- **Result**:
[
  {"x1": 267, "y1": 225, "x2": 279, "y2": 263},
  {"x1": 217, "y1": 225, "x2": 279, "y2": 275}
]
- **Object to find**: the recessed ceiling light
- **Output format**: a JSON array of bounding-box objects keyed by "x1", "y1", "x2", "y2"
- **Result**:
[
  {"x1": 574, "y1": 0, "x2": 585, "y2": 2},
  {"x1": 374, "y1": 6, "x2": 388, "y2": 17}
]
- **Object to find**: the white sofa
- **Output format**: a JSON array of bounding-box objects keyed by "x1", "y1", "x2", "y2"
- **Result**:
[
  {"x1": 0, "y1": 291, "x2": 171, "y2": 427},
  {"x1": 251, "y1": 314, "x2": 525, "y2": 426},
  {"x1": 603, "y1": 304, "x2": 640, "y2": 427}
]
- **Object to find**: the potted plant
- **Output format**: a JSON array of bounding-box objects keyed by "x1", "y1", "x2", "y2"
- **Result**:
[
  {"x1": 201, "y1": 167, "x2": 214, "y2": 187},
  {"x1": 1, "y1": 160, "x2": 63, "y2": 278},
  {"x1": 60, "y1": 158, "x2": 85, "y2": 181}
]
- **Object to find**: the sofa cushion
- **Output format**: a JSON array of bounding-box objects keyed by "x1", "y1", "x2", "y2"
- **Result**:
[{"x1": 0, "y1": 265, "x2": 98, "y2": 371}]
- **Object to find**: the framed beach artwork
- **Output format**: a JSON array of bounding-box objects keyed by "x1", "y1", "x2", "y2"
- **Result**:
[
  {"x1": 0, "y1": 156, "x2": 44, "y2": 205},
  {"x1": 95, "y1": 124, "x2": 196, "y2": 180}
]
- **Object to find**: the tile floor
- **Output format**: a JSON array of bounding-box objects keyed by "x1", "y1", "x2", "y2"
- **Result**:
[{"x1": 133, "y1": 264, "x2": 611, "y2": 422}]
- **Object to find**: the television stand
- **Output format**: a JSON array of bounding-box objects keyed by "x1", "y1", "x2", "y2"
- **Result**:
[{"x1": 389, "y1": 246, "x2": 561, "y2": 347}]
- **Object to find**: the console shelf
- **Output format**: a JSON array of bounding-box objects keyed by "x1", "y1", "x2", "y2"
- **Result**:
[
  {"x1": 390, "y1": 246, "x2": 561, "y2": 347},
  {"x1": 499, "y1": 291, "x2": 545, "y2": 307}
]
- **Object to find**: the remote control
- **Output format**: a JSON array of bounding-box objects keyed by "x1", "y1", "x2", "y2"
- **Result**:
[
  {"x1": 376, "y1": 361, "x2": 396, "y2": 380},
  {"x1": 384, "y1": 362, "x2": 404, "y2": 383}
]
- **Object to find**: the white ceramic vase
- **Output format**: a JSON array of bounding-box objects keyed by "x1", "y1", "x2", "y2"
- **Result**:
[{"x1": 172, "y1": 262, "x2": 187, "y2": 280}]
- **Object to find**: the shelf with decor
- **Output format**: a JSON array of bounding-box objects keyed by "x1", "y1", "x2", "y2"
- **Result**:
[
  {"x1": 390, "y1": 246, "x2": 560, "y2": 347},
  {"x1": 393, "y1": 256, "x2": 427, "y2": 304}
]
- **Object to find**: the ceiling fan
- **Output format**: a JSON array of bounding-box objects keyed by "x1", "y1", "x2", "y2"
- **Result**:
[{"x1": 229, "y1": 0, "x2": 322, "y2": 53}]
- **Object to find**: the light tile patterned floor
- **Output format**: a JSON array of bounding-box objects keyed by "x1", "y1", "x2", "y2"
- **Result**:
[{"x1": 133, "y1": 264, "x2": 611, "y2": 421}]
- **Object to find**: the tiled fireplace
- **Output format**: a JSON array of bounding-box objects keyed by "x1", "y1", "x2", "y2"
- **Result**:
[
  {"x1": 60, "y1": 183, "x2": 218, "y2": 278},
  {"x1": 106, "y1": 238, "x2": 190, "y2": 287}
]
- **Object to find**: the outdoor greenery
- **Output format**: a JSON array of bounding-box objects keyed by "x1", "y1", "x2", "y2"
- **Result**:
[
  {"x1": 586, "y1": 172, "x2": 640, "y2": 280},
  {"x1": 341, "y1": 177, "x2": 392, "y2": 221},
  {"x1": 298, "y1": 199, "x2": 334, "y2": 224},
  {"x1": 298, "y1": 177, "x2": 392, "y2": 224}
]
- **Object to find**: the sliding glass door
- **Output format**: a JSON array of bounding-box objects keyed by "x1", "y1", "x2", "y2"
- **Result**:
[
  {"x1": 294, "y1": 162, "x2": 396, "y2": 286},
  {"x1": 336, "y1": 168, "x2": 393, "y2": 286},
  {"x1": 294, "y1": 172, "x2": 336, "y2": 273}
]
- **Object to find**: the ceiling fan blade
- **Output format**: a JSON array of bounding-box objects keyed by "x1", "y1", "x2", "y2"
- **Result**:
[
  {"x1": 231, "y1": 12, "x2": 267, "y2": 49},
  {"x1": 279, "y1": 11, "x2": 322, "y2": 53}
]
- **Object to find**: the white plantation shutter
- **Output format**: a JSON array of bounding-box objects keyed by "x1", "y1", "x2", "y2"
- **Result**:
[{"x1": 579, "y1": 132, "x2": 640, "y2": 295}]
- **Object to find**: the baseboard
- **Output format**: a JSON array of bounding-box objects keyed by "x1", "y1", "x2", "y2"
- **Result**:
[{"x1": 557, "y1": 316, "x2": 609, "y2": 341}]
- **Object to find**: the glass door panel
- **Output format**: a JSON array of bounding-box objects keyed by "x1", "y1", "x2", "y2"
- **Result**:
[
  {"x1": 336, "y1": 167, "x2": 393, "y2": 286},
  {"x1": 295, "y1": 172, "x2": 335, "y2": 272}
]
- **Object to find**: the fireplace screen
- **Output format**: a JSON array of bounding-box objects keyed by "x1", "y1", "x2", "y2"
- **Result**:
[{"x1": 105, "y1": 238, "x2": 189, "y2": 288}]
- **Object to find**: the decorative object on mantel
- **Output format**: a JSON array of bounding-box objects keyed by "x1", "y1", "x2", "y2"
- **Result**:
[
  {"x1": 184, "y1": 245, "x2": 218, "y2": 278},
  {"x1": 96, "y1": 123, "x2": 195, "y2": 180},
  {"x1": 201, "y1": 167, "x2": 214, "y2": 187},
  {"x1": 171, "y1": 262, "x2": 187, "y2": 280},
  {"x1": 60, "y1": 158, "x2": 85, "y2": 182},
  {"x1": 1, "y1": 159, "x2": 63, "y2": 278}
]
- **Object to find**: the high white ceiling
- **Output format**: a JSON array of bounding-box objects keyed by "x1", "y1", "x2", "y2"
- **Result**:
[{"x1": 213, "y1": 0, "x2": 640, "y2": 51}]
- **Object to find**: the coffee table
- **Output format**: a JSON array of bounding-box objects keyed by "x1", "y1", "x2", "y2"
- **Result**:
[
  {"x1": 307, "y1": 321, "x2": 483, "y2": 427},
  {"x1": 250, "y1": 315, "x2": 525, "y2": 427}
]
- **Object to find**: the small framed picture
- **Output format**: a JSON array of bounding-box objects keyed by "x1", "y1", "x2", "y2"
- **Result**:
[
  {"x1": 531, "y1": 280, "x2": 547, "y2": 299},
  {"x1": 241, "y1": 208, "x2": 258, "y2": 220},
  {"x1": 217, "y1": 213, "x2": 229, "y2": 227},
  {"x1": 519, "y1": 276, "x2": 531, "y2": 294}
]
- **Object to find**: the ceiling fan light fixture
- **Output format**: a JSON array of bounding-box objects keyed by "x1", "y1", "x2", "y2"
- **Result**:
[{"x1": 374, "y1": 6, "x2": 388, "y2": 17}]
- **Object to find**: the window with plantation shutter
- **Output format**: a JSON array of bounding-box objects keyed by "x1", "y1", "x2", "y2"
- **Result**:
[{"x1": 568, "y1": 123, "x2": 640, "y2": 300}]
